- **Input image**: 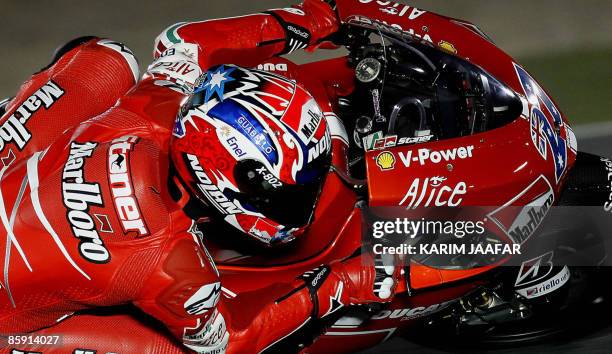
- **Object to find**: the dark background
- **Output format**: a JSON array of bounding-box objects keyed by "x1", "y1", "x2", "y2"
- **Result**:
[
  {"x1": 2, "y1": 0, "x2": 612, "y2": 124},
  {"x1": 2, "y1": 1, "x2": 612, "y2": 353}
]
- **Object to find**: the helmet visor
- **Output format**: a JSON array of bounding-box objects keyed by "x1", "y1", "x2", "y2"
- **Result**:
[{"x1": 233, "y1": 159, "x2": 329, "y2": 227}]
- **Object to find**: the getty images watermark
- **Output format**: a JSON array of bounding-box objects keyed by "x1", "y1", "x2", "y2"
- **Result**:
[
  {"x1": 370, "y1": 217, "x2": 521, "y2": 257},
  {"x1": 362, "y1": 206, "x2": 612, "y2": 268}
]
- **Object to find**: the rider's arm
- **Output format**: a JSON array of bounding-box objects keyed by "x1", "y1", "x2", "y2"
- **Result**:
[
  {"x1": 134, "y1": 223, "x2": 397, "y2": 354},
  {"x1": 152, "y1": 0, "x2": 339, "y2": 70},
  {"x1": 222, "y1": 255, "x2": 398, "y2": 353},
  {"x1": 133, "y1": 230, "x2": 230, "y2": 354}
]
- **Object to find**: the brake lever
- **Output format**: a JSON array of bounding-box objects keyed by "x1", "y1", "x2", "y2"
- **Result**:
[
  {"x1": 322, "y1": 24, "x2": 369, "y2": 51},
  {"x1": 330, "y1": 165, "x2": 367, "y2": 190}
]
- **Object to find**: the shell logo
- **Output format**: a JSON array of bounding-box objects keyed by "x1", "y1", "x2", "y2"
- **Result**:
[
  {"x1": 376, "y1": 151, "x2": 396, "y2": 171},
  {"x1": 438, "y1": 40, "x2": 457, "y2": 55}
]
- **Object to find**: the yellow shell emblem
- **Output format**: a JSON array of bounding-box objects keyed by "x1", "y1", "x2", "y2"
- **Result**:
[
  {"x1": 376, "y1": 151, "x2": 396, "y2": 171},
  {"x1": 438, "y1": 40, "x2": 457, "y2": 55}
]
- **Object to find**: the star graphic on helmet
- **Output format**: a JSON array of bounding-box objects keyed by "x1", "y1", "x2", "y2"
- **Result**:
[
  {"x1": 198, "y1": 65, "x2": 236, "y2": 103},
  {"x1": 220, "y1": 126, "x2": 231, "y2": 137},
  {"x1": 557, "y1": 153, "x2": 564, "y2": 168}
]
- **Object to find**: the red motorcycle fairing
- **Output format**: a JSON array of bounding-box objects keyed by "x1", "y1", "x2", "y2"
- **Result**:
[
  {"x1": 335, "y1": 0, "x2": 578, "y2": 291},
  {"x1": 211, "y1": 0, "x2": 578, "y2": 287},
  {"x1": 308, "y1": 278, "x2": 483, "y2": 354}
]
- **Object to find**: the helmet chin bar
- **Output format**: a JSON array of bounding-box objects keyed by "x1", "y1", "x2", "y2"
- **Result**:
[{"x1": 167, "y1": 162, "x2": 220, "y2": 222}]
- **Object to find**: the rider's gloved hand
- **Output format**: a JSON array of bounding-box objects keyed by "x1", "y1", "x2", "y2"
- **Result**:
[
  {"x1": 298, "y1": 252, "x2": 401, "y2": 322},
  {"x1": 265, "y1": 0, "x2": 340, "y2": 54},
  {"x1": 332, "y1": 252, "x2": 401, "y2": 304},
  {"x1": 300, "y1": 0, "x2": 340, "y2": 41}
]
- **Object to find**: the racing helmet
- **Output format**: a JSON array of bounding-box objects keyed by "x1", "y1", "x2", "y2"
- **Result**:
[{"x1": 171, "y1": 65, "x2": 332, "y2": 245}]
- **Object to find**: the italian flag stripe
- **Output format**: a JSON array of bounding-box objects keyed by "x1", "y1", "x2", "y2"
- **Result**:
[{"x1": 166, "y1": 23, "x2": 186, "y2": 44}]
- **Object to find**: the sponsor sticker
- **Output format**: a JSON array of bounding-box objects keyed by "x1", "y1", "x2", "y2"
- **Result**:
[
  {"x1": 358, "y1": 0, "x2": 427, "y2": 20},
  {"x1": 148, "y1": 59, "x2": 201, "y2": 92},
  {"x1": 183, "y1": 309, "x2": 228, "y2": 348},
  {"x1": 158, "y1": 42, "x2": 199, "y2": 63},
  {"x1": 287, "y1": 25, "x2": 309, "y2": 39},
  {"x1": 372, "y1": 301, "x2": 454, "y2": 322},
  {"x1": 73, "y1": 350, "x2": 96, "y2": 354},
  {"x1": 363, "y1": 131, "x2": 384, "y2": 151},
  {"x1": 516, "y1": 265, "x2": 570, "y2": 299},
  {"x1": 62, "y1": 141, "x2": 110, "y2": 264},
  {"x1": 225, "y1": 136, "x2": 247, "y2": 159},
  {"x1": 186, "y1": 154, "x2": 242, "y2": 215},
  {"x1": 346, "y1": 15, "x2": 434, "y2": 44},
  {"x1": 235, "y1": 114, "x2": 277, "y2": 163},
  {"x1": 107, "y1": 136, "x2": 148, "y2": 237},
  {"x1": 398, "y1": 145, "x2": 474, "y2": 168},
  {"x1": 256, "y1": 63, "x2": 288, "y2": 72},
  {"x1": 307, "y1": 130, "x2": 331, "y2": 163},
  {"x1": 487, "y1": 175, "x2": 554, "y2": 244},
  {"x1": 368, "y1": 134, "x2": 433, "y2": 151},
  {"x1": 399, "y1": 177, "x2": 467, "y2": 208},
  {"x1": 438, "y1": 40, "x2": 457, "y2": 54},
  {"x1": 298, "y1": 99, "x2": 324, "y2": 142},
  {"x1": 515, "y1": 252, "x2": 554, "y2": 287},
  {"x1": 376, "y1": 151, "x2": 396, "y2": 171},
  {"x1": 0, "y1": 81, "x2": 64, "y2": 153},
  {"x1": 248, "y1": 218, "x2": 295, "y2": 244},
  {"x1": 278, "y1": 8, "x2": 305, "y2": 16},
  {"x1": 98, "y1": 39, "x2": 140, "y2": 83},
  {"x1": 184, "y1": 282, "x2": 222, "y2": 315}
]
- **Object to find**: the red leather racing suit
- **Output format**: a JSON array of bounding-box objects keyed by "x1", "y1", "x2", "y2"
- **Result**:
[{"x1": 0, "y1": 1, "x2": 398, "y2": 353}]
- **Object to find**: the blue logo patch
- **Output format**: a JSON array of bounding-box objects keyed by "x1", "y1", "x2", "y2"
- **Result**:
[{"x1": 208, "y1": 100, "x2": 278, "y2": 165}]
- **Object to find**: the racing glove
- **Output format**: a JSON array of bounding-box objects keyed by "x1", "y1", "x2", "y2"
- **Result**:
[{"x1": 263, "y1": 0, "x2": 340, "y2": 54}]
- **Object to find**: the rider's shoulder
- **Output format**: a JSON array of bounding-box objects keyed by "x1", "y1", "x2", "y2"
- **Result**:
[{"x1": 42, "y1": 132, "x2": 173, "y2": 240}]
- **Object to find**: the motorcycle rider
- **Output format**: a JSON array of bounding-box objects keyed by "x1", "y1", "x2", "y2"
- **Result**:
[{"x1": 0, "y1": 0, "x2": 399, "y2": 353}]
